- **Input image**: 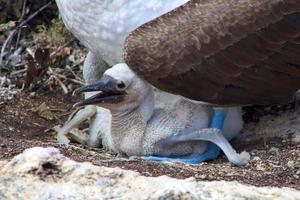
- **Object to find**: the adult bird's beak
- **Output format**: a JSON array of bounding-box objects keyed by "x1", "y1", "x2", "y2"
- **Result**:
[{"x1": 74, "y1": 75, "x2": 127, "y2": 107}]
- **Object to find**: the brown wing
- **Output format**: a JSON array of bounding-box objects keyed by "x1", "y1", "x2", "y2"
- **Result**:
[{"x1": 124, "y1": 0, "x2": 300, "y2": 106}]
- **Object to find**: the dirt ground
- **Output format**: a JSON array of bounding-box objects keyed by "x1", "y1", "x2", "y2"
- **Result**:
[{"x1": 0, "y1": 89, "x2": 299, "y2": 190}]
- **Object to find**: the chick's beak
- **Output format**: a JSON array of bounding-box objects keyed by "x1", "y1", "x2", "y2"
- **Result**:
[{"x1": 74, "y1": 75, "x2": 127, "y2": 107}]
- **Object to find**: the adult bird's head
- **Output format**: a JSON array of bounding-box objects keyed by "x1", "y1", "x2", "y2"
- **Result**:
[{"x1": 74, "y1": 63, "x2": 152, "y2": 111}]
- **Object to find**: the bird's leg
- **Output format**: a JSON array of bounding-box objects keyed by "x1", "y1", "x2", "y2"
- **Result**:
[
  {"x1": 83, "y1": 52, "x2": 110, "y2": 85},
  {"x1": 55, "y1": 105, "x2": 96, "y2": 147},
  {"x1": 145, "y1": 109, "x2": 250, "y2": 165},
  {"x1": 145, "y1": 108, "x2": 226, "y2": 164},
  {"x1": 147, "y1": 128, "x2": 250, "y2": 166},
  {"x1": 83, "y1": 52, "x2": 111, "y2": 148},
  {"x1": 195, "y1": 108, "x2": 226, "y2": 162}
]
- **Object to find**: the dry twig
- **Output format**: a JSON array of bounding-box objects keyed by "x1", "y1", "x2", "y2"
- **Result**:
[{"x1": 0, "y1": 0, "x2": 54, "y2": 68}]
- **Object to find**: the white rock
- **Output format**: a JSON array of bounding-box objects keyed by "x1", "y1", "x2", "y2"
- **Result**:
[{"x1": 0, "y1": 147, "x2": 299, "y2": 200}]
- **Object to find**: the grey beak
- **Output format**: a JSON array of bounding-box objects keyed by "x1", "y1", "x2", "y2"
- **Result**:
[{"x1": 74, "y1": 75, "x2": 127, "y2": 107}]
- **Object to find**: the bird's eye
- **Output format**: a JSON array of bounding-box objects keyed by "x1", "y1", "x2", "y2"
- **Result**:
[{"x1": 116, "y1": 81, "x2": 126, "y2": 91}]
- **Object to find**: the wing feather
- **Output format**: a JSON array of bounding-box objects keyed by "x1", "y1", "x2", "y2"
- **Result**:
[{"x1": 124, "y1": 0, "x2": 300, "y2": 105}]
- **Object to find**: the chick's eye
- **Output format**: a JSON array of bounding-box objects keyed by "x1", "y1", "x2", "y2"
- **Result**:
[{"x1": 116, "y1": 81, "x2": 126, "y2": 90}]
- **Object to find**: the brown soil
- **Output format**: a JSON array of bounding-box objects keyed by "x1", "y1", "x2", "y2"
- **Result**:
[{"x1": 0, "y1": 91, "x2": 299, "y2": 190}]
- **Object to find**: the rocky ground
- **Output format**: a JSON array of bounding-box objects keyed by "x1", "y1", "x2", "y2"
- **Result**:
[
  {"x1": 1, "y1": 147, "x2": 299, "y2": 199},
  {"x1": 0, "y1": 1, "x2": 300, "y2": 199}
]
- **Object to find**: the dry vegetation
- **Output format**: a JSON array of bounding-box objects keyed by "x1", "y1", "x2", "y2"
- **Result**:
[{"x1": 0, "y1": 0, "x2": 85, "y2": 101}]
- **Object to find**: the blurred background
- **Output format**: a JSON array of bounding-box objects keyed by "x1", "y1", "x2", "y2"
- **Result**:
[
  {"x1": 0, "y1": 0, "x2": 84, "y2": 100},
  {"x1": 0, "y1": 0, "x2": 89, "y2": 159}
]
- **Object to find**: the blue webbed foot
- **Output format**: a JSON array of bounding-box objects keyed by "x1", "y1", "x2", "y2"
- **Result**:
[
  {"x1": 145, "y1": 109, "x2": 227, "y2": 164},
  {"x1": 210, "y1": 108, "x2": 227, "y2": 129},
  {"x1": 145, "y1": 143, "x2": 220, "y2": 164}
]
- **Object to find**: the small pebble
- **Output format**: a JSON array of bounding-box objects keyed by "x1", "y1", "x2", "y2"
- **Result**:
[
  {"x1": 291, "y1": 135, "x2": 300, "y2": 144},
  {"x1": 287, "y1": 161, "x2": 295, "y2": 169},
  {"x1": 252, "y1": 156, "x2": 261, "y2": 162},
  {"x1": 96, "y1": 177, "x2": 112, "y2": 186},
  {"x1": 268, "y1": 147, "x2": 279, "y2": 155},
  {"x1": 256, "y1": 164, "x2": 266, "y2": 171},
  {"x1": 30, "y1": 92, "x2": 36, "y2": 97}
]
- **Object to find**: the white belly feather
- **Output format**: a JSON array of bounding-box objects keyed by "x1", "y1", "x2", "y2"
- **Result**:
[{"x1": 56, "y1": 0, "x2": 189, "y2": 66}]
